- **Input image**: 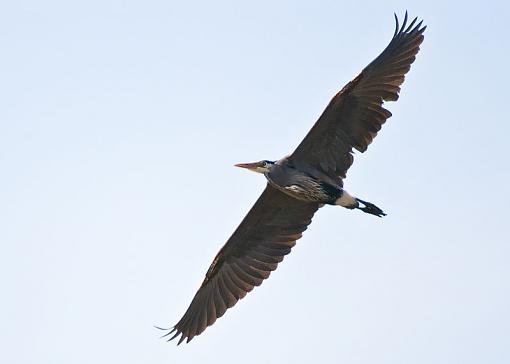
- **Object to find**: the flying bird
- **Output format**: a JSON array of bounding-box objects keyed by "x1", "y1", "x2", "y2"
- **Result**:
[{"x1": 161, "y1": 12, "x2": 425, "y2": 344}]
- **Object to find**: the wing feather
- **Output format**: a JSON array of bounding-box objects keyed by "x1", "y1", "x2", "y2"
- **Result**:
[
  {"x1": 164, "y1": 185, "x2": 319, "y2": 344},
  {"x1": 290, "y1": 13, "x2": 425, "y2": 182}
]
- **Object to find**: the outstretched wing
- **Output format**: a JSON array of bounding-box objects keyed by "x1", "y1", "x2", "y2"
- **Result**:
[
  {"x1": 290, "y1": 13, "x2": 425, "y2": 183},
  {"x1": 163, "y1": 185, "x2": 320, "y2": 344}
]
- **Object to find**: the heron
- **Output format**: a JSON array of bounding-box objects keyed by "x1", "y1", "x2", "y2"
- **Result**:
[{"x1": 161, "y1": 12, "x2": 425, "y2": 344}]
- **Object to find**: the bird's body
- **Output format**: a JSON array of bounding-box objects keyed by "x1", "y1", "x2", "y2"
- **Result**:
[
  {"x1": 161, "y1": 12, "x2": 425, "y2": 344},
  {"x1": 239, "y1": 158, "x2": 386, "y2": 215},
  {"x1": 267, "y1": 159, "x2": 344, "y2": 204}
]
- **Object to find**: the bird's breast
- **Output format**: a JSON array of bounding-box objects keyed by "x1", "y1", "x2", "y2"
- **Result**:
[{"x1": 266, "y1": 174, "x2": 340, "y2": 203}]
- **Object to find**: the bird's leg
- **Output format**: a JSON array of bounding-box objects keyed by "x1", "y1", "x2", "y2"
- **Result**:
[
  {"x1": 334, "y1": 190, "x2": 358, "y2": 208},
  {"x1": 355, "y1": 198, "x2": 386, "y2": 217}
]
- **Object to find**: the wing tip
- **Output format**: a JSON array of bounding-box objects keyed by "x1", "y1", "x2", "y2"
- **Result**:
[
  {"x1": 394, "y1": 11, "x2": 426, "y2": 37},
  {"x1": 155, "y1": 325, "x2": 191, "y2": 345},
  {"x1": 393, "y1": 13, "x2": 399, "y2": 36}
]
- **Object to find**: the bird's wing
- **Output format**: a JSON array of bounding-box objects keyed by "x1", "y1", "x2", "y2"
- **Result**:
[
  {"x1": 289, "y1": 13, "x2": 425, "y2": 183},
  {"x1": 163, "y1": 185, "x2": 320, "y2": 344}
]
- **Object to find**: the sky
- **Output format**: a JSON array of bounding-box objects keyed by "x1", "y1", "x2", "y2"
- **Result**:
[{"x1": 1, "y1": 1, "x2": 509, "y2": 363}]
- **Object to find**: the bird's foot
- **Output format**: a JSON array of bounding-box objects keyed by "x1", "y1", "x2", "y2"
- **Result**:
[{"x1": 355, "y1": 198, "x2": 386, "y2": 217}]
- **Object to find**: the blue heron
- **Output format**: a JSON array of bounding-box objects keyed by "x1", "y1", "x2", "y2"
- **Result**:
[{"x1": 161, "y1": 12, "x2": 425, "y2": 344}]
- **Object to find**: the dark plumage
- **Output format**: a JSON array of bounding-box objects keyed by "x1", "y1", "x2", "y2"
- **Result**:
[{"x1": 160, "y1": 12, "x2": 425, "y2": 344}]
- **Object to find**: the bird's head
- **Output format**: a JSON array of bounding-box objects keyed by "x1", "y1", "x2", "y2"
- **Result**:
[{"x1": 234, "y1": 160, "x2": 275, "y2": 174}]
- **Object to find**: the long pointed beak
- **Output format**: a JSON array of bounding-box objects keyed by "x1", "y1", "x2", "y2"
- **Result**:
[{"x1": 234, "y1": 162, "x2": 258, "y2": 170}]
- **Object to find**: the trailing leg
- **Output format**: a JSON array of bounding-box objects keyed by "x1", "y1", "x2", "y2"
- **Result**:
[
  {"x1": 334, "y1": 190, "x2": 386, "y2": 217},
  {"x1": 355, "y1": 198, "x2": 386, "y2": 217}
]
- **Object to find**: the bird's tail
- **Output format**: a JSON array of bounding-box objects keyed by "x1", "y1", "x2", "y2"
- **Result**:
[{"x1": 355, "y1": 198, "x2": 386, "y2": 218}]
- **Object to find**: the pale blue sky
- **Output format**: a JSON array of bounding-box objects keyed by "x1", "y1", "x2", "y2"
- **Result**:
[{"x1": 1, "y1": 1, "x2": 509, "y2": 363}]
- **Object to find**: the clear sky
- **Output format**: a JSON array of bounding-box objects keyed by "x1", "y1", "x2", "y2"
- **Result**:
[{"x1": 1, "y1": 1, "x2": 509, "y2": 363}]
